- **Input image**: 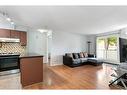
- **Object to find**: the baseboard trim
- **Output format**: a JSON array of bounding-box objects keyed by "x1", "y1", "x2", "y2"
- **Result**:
[
  {"x1": 103, "y1": 62, "x2": 119, "y2": 65},
  {"x1": 50, "y1": 63, "x2": 63, "y2": 66}
]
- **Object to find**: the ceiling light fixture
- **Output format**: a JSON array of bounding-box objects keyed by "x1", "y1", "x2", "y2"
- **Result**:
[
  {"x1": 11, "y1": 21, "x2": 14, "y2": 25},
  {"x1": 37, "y1": 29, "x2": 48, "y2": 33},
  {"x1": 6, "y1": 17, "x2": 11, "y2": 21}
]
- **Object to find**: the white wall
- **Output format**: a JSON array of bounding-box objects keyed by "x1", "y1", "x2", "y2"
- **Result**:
[
  {"x1": 51, "y1": 31, "x2": 87, "y2": 65},
  {"x1": 27, "y1": 29, "x2": 87, "y2": 65},
  {"x1": 27, "y1": 29, "x2": 47, "y2": 63},
  {"x1": 86, "y1": 35, "x2": 96, "y2": 54}
]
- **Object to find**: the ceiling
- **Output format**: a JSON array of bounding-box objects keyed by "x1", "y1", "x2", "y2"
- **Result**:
[{"x1": 0, "y1": 6, "x2": 127, "y2": 34}]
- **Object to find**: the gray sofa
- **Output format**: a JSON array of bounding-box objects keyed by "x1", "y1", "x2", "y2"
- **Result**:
[{"x1": 63, "y1": 52, "x2": 103, "y2": 67}]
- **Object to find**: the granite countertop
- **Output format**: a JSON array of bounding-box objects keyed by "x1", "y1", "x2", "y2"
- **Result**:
[{"x1": 20, "y1": 53, "x2": 43, "y2": 58}]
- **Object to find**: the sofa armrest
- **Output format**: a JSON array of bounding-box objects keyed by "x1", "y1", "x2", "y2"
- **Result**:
[{"x1": 63, "y1": 56, "x2": 73, "y2": 65}]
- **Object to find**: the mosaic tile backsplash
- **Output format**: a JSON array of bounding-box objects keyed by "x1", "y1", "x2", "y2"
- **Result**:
[{"x1": 0, "y1": 42, "x2": 26, "y2": 55}]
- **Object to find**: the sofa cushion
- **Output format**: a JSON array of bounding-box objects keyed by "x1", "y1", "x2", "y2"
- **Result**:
[
  {"x1": 87, "y1": 58, "x2": 103, "y2": 66},
  {"x1": 88, "y1": 58, "x2": 103, "y2": 63},
  {"x1": 80, "y1": 58, "x2": 88, "y2": 63},
  {"x1": 79, "y1": 52, "x2": 84, "y2": 58},
  {"x1": 66, "y1": 53, "x2": 73, "y2": 59},
  {"x1": 73, "y1": 53, "x2": 79, "y2": 59},
  {"x1": 72, "y1": 59, "x2": 81, "y2": 64}
]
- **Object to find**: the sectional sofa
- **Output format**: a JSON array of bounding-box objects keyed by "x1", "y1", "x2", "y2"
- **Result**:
[{"x1": 63, "y1": 52, "x2": 103, "y2": 67}]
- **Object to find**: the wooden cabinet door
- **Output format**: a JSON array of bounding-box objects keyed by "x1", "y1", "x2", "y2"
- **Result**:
[
  {"x1": 0, "y1": 29, "x2": 10, "y2": 38},
  {"x1": 10, "y1": 30, "x2": 20, "y2": 39},
  {"x1": 20, "y1": 31, "x2": 27, "y2": 46}
]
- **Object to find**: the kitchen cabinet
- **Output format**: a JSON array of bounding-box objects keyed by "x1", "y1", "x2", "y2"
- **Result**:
[
  {"x1": 20, "y1": 31, "x2": 27, "y2": 46},
  {"x1": 0, "y1": 28, "x2": 27, "y2": 46},
  {"x1": 0, "y1": 29, "x2": 10, "y2": 38},
  {"x1": 10, "y1": 30, "x2": 20, "y2": 39},
  {"x1": 20, "y1": 54, "x2": 43, "y2": 87}
]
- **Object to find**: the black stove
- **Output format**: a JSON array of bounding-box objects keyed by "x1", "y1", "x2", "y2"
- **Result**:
[{"x1": 0, "y1": 53, "x2": 20, "y2": 72}]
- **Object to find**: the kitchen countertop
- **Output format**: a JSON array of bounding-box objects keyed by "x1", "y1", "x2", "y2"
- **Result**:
[{"x1": 20, "y1": 53, "x2": 43, "y2": 59}]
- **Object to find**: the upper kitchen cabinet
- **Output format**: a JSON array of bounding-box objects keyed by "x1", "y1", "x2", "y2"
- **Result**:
[
  {"x1": 20, "y1": 31, "x2": 27, "y2": 46},
  {"x1": 0, "y1": 29, "x2": 11, "y2": 38},
  {"x1": 10, "y1": 30, "x2": 20, "y2": 39}
]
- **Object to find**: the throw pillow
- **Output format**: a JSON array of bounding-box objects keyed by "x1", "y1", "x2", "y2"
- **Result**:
[
  {"x1": 66, "y1": 53, "x2": 73, "y2": 59},
  {"x1": 83, "y1": 52, "x2": 88, "y2": 58},
  {"x1": 79, "y1": 52, "x2": 84, "y2": 58},
  {"x1": 73, "y1": 53, "x2": 79, "y2": 59}
]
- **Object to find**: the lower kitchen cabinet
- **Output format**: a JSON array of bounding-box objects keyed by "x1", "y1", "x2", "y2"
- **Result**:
[{"x1": 20, "y1": 55, "x2": 43, "y2": 87}]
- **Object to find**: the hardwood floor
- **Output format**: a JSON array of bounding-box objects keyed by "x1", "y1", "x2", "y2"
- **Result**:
[
  {"x1": 0, "y1": 63, "x2": 120, "y2": 89},
  {"x1": 25, "y1": 63, "x2": 118, "y2": 89}
]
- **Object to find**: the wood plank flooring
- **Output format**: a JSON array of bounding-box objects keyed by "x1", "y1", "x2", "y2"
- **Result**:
[
  {"x1": 25, "y1": 63, "x2": 118, "y2": 89},
  {"x1": 0, "y1": 63, "x2": 120, "y2": 89}
]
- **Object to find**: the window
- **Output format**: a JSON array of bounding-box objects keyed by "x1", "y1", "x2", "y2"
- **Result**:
[{"x1": 96, "y1": 35, "x2": 119, "y2": 63}]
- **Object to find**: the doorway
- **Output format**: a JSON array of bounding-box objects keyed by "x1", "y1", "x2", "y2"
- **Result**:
[{"x1": 46, "y1": 30, "x2": 52, "y2": 65}]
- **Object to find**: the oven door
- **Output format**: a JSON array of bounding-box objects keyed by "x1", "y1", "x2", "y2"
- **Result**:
[{"x1": 0, "y1": 56, "x2": 19, "y2": 72}]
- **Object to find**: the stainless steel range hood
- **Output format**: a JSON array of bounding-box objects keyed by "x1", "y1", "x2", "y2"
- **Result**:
[{"x1": 0, "y1": 38, "x2": 20, "y2": 42}]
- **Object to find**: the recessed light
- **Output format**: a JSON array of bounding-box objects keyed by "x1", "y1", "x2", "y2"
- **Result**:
[
  {"x1": 37, "y1": 29, "x2": 48, "y2": 33},
  {"x1": 11, "y1": 22, "x2": 14, "y2": 25},
  {"x1": 6, "y1": 17, "x2": 11, "y2": 21}
]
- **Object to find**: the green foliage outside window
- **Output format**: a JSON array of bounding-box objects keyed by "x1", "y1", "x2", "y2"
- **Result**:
[
  {"x1": 97, "y1": 36, "x2": 117, "y2": 50},
  {"x1": 107, "y1": 37, "x2": 117, "y2": 46}
]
